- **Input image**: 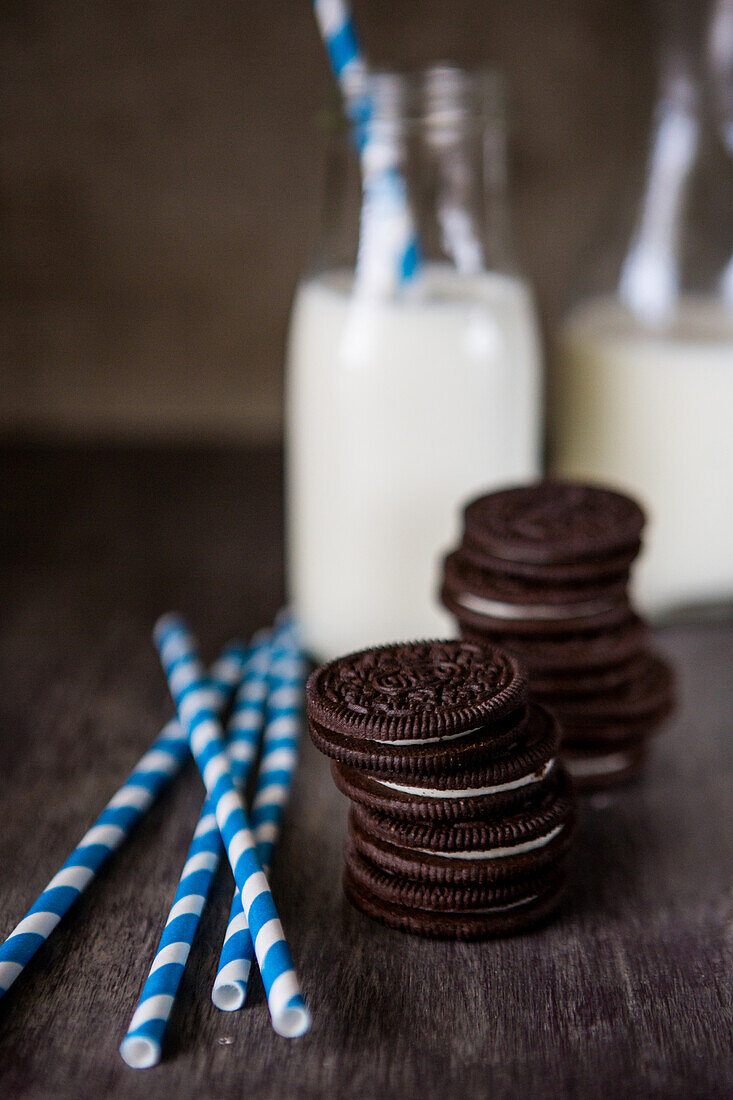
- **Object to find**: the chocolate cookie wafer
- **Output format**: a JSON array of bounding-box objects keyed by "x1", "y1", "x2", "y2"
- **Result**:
[
  {"x1": 530, "y1": 655, "x2": 645, "y2": 697},
  {"x1": 351, "y1": 766, "x2": 572, "y2": 852},
  {"x1": 463, "y1": 481, "x2": 645, "y2": 567},
  {"x1": 442, "y1": 550, "x2": 632, "y2": 636},
  {"x1": 306, "y1": 638, "x2": 527, "y2": 774},
  {"x1": 548, "y1": 653, "x2": 674, "y2": 768},
  {"x1": 461, "y1": 531, "x2": 640, "y2": 585},
  {"x1": 544, "y1": 653, "x2": 674, "y2": 729},
  {"x1": 343, "y1": 859, "x2": 566, "y2": 940},
  {"x1": 308, "y1": 700, "x2": 531, "y2": 778},
  {"x1": 466, "y1": 614, "x2": 648, "y2": 674},
  {"x1": 345, "y1": 836, "x2": 564, "y2": 912},
  {"x1": 307, "y1": 638, "x2": 527, "y2": 740},
  {"x1": 331, "y1": 703, "x2": 560, "y2": 822},
  {"x1": 349, "y1": 771, "x2": 574, "y2": 885}
]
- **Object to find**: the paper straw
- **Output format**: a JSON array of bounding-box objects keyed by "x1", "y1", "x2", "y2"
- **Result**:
[
  {"x1": 209, "y1": 631, "x2": 274, "y2": 1010},
  {"x1": 120, "y1": 637, "x2": 270, "y2": 1069},
  {"x1": 211, "y1": 622, "x2": 304, "y2": 1011},
  {"x1": 154, "y1": 614, "x2": 310, "y2": 1039},
  {"x1": 120, "y1": 803, "x2": 221, "y2": 1069},
  {"x1": 0, "y1": 642, "x2": 247, "y2": 1004},
  {"x1": 312, "y1": 0, "x2": 366, "y2": 97},
  {"x1": 251, "y1": 638, "x2": 306, "y2": 871},
  {"x1": 311, "y1": 0, "x2": 421, "y2": 291}
]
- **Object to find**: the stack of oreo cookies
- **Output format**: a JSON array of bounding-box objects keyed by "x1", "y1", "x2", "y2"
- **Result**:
[
  {"x1": 440, "y1": 481, "x2": 675, "y2": 789},
  {"x1": 306, "y1": 639, "x2": 574, "y2": 939}
]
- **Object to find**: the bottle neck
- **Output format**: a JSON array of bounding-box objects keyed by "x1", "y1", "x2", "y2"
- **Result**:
[
  {"x1": 313, "y1": 65, "x2": 516, "y2": 294},
  {"x1": 618, "y1": 0, "x2": 733, "y2": 325}
]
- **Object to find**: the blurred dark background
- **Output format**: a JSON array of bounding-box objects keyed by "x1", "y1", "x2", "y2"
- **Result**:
[{"x1": 1, "y1": 0, "x2": 656, "y2": 442}]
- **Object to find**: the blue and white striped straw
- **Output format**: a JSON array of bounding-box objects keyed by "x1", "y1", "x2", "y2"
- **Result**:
[
  {"x1": 0, "y1": 643, "x2": 247, "y2": 1004},
  {"x1": 312, "y1": 0, "x2": 421, "y2": 291},
  {"x1": 312, "y1": 0, "x2": 366, "y2": 99},
  {"x1": 211, "y1": 623, "x2": 305, "y2": 1011},
  {"x1": 120, "y1": 802, "x2": 221, "y2": 1069},
  {"x1": 120, "y1": 637, "x2": 271, "y2": 1069},
  {"x1": 252, "y1": 638, "x2": 306, "y2": 871},
  {"x1": 154, "y1": 615, "x2": 310, "y2": 1039},
  {"x1": 210, "y1": 631, "x2": 274, "y2": 1010}
]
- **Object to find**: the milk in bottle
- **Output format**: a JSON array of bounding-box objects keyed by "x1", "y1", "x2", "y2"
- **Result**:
[
  {"x1": 551, "y1": 55, "x2": 733, "y2": 615},
  {"x1": 287, "y1": 265, "x2": 541, "y2": 658},
  {"x1": 553, "y1": 296, "x2": 733, "y2": 614}
]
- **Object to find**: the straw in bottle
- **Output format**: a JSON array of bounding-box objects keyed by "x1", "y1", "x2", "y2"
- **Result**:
[{"x1": 311, "y1": 0, "x2": 421, "y2": 292}]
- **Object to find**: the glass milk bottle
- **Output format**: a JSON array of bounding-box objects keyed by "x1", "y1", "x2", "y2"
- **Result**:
[
  {"x1": 552, "y1": 3, "x2": 733, "y2": 617},
  {"x1": 286, "y1": 66, "x2": 542, "y2": 659}
]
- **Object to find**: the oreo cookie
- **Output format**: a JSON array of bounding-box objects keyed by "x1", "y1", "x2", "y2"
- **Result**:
[
  {"x1": 468, "y1": 614, "x2": 648, "y2": 674},
  {"x1": 345, "y1": 837, "x2": 564, "y2": 912},
  {"x1": 441, "y1": 480, "x2": 675, "y2": 790},
  {"x1": 307, "y1": 638, "x2": 536, "y2": 784},
  {"x1": 309, "y1": 704, "x2": 531, "y2": 777},
  {"x1": 331, "y1": 703, "x2": 560, "y2": 822},
  {"x1": 461, "y1": 531, "x2": 640, "y2": 585},
  {"x1": 545, "y1": 653, "x2": 674, "y2": 730},
  {"x1": 463, "y1": 482, "x2": 645, "y2": 567},
  {"x1": 343, "y1": 859, "x2": 566, "y2": 940},
  {"x1": 351, "y1": 766, "x2": 572, "y2": 855},
  {"x1": 349, "y1": 772, "x2": 574, "y2": 885},
  {"x1": 442, "y1": 550, "x2": 632, "y2": 636},
  {"x1": 307, "y1": 638, "x2": 526, "y2": 744},
  {"x1": 530, "y1": 655, "x2": 645, "y2": 698},
  {"x1": 307, "y1": 637, "x2": 574, "y2": 938}
]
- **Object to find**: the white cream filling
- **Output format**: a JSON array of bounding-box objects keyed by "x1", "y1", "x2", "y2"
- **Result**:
[
  {"x1": 456, "y1": 592, "x2": 615, "y2": 621},
  {"x1": 371, "y1": 725, "x2": 484, "y2": 747},
  {"x1": 416, "y1": 822, "x2": 564, "y2": 861},
  {"x1": 564, "y1": 751, "x2": 633, "y2": 777},
  {"x1": 433, "y1": 894, "x2": 539, "y2": 916},
  {"x1": 372, "y1": 758, "x2": 554, "y2": 799}
]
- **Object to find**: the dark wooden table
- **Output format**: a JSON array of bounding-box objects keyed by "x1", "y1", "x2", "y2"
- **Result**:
[{"x1": 0, "y1": 445, "x2": 731, "y2": 1099}]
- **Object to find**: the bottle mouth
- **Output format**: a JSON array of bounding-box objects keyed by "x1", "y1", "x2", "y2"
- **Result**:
[
  {"x1": 424, "y1": 63, "x2": 504, "y2": 121},
  {"x1": 323, "y1": 62, "x2": 505, "y2": 135}
]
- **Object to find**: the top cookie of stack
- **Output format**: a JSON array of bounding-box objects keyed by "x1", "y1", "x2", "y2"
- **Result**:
[
  {"x1": 307, "y1": 638, "x2": 574, "y2": 939},
  {"x1": 440, "y1": 481, "x2": 675, "y2": 789}
]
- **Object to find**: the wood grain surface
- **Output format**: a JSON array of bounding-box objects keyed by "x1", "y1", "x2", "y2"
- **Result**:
[{"x1": 0, "y1": 445, "x2": 731, "y2": 1099}]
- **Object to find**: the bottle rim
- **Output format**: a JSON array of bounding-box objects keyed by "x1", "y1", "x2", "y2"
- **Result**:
[{"x1": 318, "y1": 62, "x2": 506, "y2": 135}]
